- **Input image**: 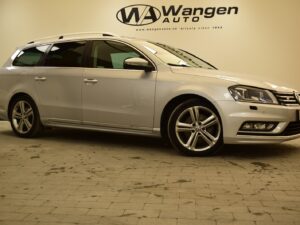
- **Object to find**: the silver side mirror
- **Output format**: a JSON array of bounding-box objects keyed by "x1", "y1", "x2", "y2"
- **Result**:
[{"x1": 124, "y1": 58, "x2": 153, "y2": 72}]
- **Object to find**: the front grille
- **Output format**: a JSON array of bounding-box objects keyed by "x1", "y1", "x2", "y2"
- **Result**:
[
  {"x1": 273, "y1": 92, "x2": 300, "y2": 106},
  {"x1": 282, "y1": 121, "x2": 300, "y2": 136}
]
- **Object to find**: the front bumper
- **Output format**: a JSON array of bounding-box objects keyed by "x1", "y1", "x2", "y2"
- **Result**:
[{"x1": 217, "y1": 100, "x2": 300, "y2": 144}]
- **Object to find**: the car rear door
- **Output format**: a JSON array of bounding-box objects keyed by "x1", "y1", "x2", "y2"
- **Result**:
[{"x1": 34, "y1": 41, "x2": 87, "y2": 124}]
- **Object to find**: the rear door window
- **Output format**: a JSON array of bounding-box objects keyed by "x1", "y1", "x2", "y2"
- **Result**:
[
  {"x1": 44, "y1": 41, "x2": 86, "y2": 67},
  {"x1": 13, "y1": 45, "x2": 49, "y2": 67}
]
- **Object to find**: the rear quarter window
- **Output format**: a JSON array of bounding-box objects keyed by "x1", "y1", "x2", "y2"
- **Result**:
[{"x1": 12, "y1": 45, "x2": 49, "y2": 67}]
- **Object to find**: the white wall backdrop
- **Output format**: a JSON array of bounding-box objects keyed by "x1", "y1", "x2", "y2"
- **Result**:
[{"x1": 0, "y1": 0, "x2": 299, "y2": 90}]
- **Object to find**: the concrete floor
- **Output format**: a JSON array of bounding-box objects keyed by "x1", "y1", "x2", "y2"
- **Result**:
[{"x1": 0, "y1": 121, "x2": 299, "y2": 225}]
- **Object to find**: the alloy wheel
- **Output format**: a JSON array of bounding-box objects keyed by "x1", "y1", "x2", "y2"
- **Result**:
[
  {"x1": 12, "y1": 100, "x2": 34, "y2": 134},
  {"x1": 175, "y1": 106, "x2": 221, "y2": 152}
]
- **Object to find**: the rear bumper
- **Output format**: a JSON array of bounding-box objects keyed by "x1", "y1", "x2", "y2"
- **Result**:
[{"x1": 217, "y1": 100, "x2": 300, "y2": 144}]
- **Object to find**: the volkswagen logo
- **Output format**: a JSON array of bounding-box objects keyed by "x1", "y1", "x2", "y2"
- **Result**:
[{"x1": 116, "y1": 4, "x2": 161, "y2": 26}]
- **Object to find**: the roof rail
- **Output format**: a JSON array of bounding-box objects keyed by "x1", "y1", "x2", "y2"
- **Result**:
[{"x1": 27, "y1": 32, "x2": 117, "y2": 45}]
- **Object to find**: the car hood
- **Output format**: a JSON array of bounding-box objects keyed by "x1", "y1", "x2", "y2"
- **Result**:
[{"x1": 171, "y1": 67, "x2": 296, "y2": 93}]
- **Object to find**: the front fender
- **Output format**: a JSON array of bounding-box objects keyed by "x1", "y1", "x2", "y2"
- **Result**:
[{"x1": 153, "y1": 72, "x2": 236, "y2": 131}]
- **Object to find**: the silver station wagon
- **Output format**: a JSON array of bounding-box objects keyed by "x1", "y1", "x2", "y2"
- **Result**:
[{"x1": 0, "y1": 32, "x2": 300, "y2": 156}]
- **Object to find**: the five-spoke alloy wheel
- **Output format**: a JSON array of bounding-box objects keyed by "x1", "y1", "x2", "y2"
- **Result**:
[
  {"x1": 9, "y1": 96, "x2": 42, "y2": 138},
  {"x1": 168, "y1": 99, "x2": 223, "y2": 156}
]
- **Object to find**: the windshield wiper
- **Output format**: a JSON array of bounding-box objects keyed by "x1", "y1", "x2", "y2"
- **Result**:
[{"x1": 167, "y1": 63, "x2": 191, "y2": 67}]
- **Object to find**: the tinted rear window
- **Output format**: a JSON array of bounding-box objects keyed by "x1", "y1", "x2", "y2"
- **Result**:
[
  {"x1": 44, "y1": 41, "x2": 86, "y2": 67},
  {"x1": 13, "y1": 45, "x2": 49, "y2": 67}
]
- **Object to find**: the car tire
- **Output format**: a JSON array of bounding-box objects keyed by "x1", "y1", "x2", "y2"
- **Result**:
[
  {"x1": 167, "y1": 99, "x2": 223, "y2": 156},
  {"x1": 9, "y1": 96, "x2": 42, "y2": 138}
]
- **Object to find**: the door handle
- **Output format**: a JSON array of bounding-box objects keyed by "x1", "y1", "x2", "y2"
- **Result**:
[
  {"x1": 84, "y1": 78, "x2": 98, "y2": 84},
  {"x1": 34, "y1": 76, "x2": 47, "y2": 82}
]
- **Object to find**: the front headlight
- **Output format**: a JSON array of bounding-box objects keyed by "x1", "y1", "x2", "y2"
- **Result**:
[{"x1": 228, "y1": 85, "x2": 278, "y2": 104}]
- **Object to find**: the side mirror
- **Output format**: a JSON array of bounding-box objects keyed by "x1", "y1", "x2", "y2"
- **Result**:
[{"x1": 124, "y1": 58, "x2": 153, "y2": 72}]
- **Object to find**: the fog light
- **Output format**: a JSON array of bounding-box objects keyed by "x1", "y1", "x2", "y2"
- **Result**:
[
  {"x1": 254, "y1": 123, "x2": 267, "y2": 130},
  {"x1": 242, "y1": 123, "x2": 253, "y2": 130},
  {"x1": 240, "y1": 121, "x2": 278, "y2": 132}
]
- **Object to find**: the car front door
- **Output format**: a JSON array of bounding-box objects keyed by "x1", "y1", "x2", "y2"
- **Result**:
[{"x1": 82, "y1": 40, "x2": 157, "y2": 131}]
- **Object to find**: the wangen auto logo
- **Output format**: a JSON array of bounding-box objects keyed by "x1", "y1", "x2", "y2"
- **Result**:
[
  {"x1": 117, "y1": 4, "x2": 239, "y2": 26},
  {"x1": 116, "y1": 4, "x2": 161, "y2": 26}
]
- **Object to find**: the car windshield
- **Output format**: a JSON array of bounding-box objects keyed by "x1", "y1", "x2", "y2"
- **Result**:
[{"x1": 141, "y1": 41, "x2": 217, "y2": 70}]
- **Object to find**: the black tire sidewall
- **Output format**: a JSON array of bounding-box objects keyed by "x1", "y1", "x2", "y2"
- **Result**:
[{"x1": 167, "y1": 99, "x2": 223, "y2": 156}]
